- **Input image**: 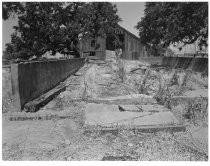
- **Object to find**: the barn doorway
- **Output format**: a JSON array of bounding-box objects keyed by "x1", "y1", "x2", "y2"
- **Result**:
[
  {"x1": 106, "y1": 33, "x2": 124, "y2": 51},
  {"x1": 106, "y1": 33, "x2": 125, "y2": 60}
]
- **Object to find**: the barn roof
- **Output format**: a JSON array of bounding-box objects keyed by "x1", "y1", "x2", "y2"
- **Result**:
[{"x1": 116, "y1": 24, "x2": 141, "y2": 41}]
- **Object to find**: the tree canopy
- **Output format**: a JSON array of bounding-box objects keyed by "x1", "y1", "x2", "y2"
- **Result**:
[
  {"x1": 136, "y1": 2, "x2": 208, "y2": 49},
  {"x1": 3, "y1": 2, "x2": 121, "y2": 59}
]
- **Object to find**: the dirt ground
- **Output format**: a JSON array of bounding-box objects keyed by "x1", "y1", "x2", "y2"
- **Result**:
[{"x1": 2, "y1": 59, "x2": 208, "y2": 161}]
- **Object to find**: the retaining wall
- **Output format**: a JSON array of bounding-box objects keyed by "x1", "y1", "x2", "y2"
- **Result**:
[
  {"x1": 139, "y1": 57, "x2": 163, "y2": 65},
  {"x1": 139, "y1": 57, "x2": 208, "y2": 73},
  {"x1": 11, "y1": 58, "x2": 85, "y2": 111}
]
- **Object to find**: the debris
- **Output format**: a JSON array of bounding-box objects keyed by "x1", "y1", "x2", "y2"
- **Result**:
[
  {"x1": 130, "y1": 66, "x2": 147, "y2": 73},
  {"x1": 128, "y1": 143, "x2": 133, "y2": 147},
  {"x1": 24, "y1": 83, "x2": 66, "y2": 112},
  {"x1": 65, "y1": 139, "x2": 71, "y2": 145},
  {"x1": 118, "y1": 105, "x2": 126, "y2": 112}
]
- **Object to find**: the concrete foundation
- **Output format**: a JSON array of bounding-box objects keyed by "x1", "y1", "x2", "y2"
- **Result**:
[
  {"x1": 85, "y1": 103, "x2": 185, "y2": 132},
  {"x1": 139, "y1": 57, "x2": 208, "y2": 73},
  {"x1": 11, "y1": 58, "x2": 85, "y2": 111}
]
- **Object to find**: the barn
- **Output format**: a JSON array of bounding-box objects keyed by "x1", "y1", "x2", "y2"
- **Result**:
[{"x1": 79, "y1": 25, "x2": 146, "y2": 60}]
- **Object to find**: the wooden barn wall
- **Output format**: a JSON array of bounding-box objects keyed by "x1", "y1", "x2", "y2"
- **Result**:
[
  {"x1": 79, "y1": 37, "x2": 106, "y2": 60},
  {"x1": 123, "y1": 32, "x2": 145, "y2": 60},
  {"x1": 79, "y1": 26, "x2": 147, "y2": 60}
]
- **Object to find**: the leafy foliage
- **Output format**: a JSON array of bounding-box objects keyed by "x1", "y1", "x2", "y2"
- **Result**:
[
  {"x1": 3, "y1": 2, "x2": 121, "y2": 59},
  {"x1": 2, "y1": 2, "x2": 24, "y2": 20},
  {"x1": 136, "y1": 2, "x2": 208, "y2": 49}
]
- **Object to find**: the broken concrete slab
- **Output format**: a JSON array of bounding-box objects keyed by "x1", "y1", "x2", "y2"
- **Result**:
[
  {"x1": 85, "y1": 103, "x2": 119, "y2": 113},
  {"x1": 85, "y1": 111, "x2": 180, "y2": 127},
  {"x1": 118, "y1": 104, "x2": 169, "y2": 112},
  {"x1": 171, "y1": 89, "x2": 208, "y2": 107},
  {"x1": 85, "y1": 103, "x2": 185, "y2": 132},
  {"x1": 88, "y1": 94, "x2": 157, "y2": 105}
]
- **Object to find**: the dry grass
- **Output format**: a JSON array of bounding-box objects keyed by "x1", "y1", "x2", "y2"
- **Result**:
[
  {"x1": 3, "y1": 126, "x2": 207, "y2": 161},
  {"x1": 83, "y1": 128, "x2": 208, "y2": 161}
]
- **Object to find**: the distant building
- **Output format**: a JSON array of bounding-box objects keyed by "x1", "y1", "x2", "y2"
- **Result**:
[
  {"x1": 79, "y1": 25, "x2": 147, "y2": 60},
  {"x1": 42, "y1": 51, "x2": 74, "y2": 59},
  {"x1": 169, "y1": 40, "x2": 208, "y2": 57}
]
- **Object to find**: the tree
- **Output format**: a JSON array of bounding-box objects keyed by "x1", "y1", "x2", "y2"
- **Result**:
[
  {"x1": 3, "y1": 2, "x2": 121, "y2": 59},
  {"x1": 136, "y1": 2, "x2": 208, "y2": 50},
  {"x1": 2, "y1": 2, "x2": 24, "y2": 20}
]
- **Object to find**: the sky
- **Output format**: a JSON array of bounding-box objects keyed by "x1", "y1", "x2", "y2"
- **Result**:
[
  {"x1": 115, "y1": 2, "x2": 145, "y2": 36},
  {"x1": 2, "y1": 2, "x2": 145, "y2": 51}
]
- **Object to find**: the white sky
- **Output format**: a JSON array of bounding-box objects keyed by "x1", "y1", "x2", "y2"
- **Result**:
[{"x1": 115, "y1": 2, "x2": 145, "y2": 36}]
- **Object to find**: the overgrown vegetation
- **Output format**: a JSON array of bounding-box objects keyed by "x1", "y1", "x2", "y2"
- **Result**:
[{"x1": 184, "y1": 97, "x2": 208, "y2": 126}]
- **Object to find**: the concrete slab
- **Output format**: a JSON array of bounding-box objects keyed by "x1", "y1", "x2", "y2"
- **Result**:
[
  {"x1": 85, "y1": 103, "x2": 184, "y2": 132},
  {"x1": 118, "y1": 104, "x2": 169, "y2": 112},
  {"x1": 85, "y1": 103, "x2": 119, "y2": 113},
  {"x1": 88, "y1": 94, "x2": 157, "y2": 105},
  {"x1": 2, "y1": 119, "x2": 81, "y2": 160},
  {"x1": 183, "y1": 89, "x2": 208, "y2": 98},
  {"x1": 85, "y1": 111, "x2": 179, "y2": 126},
  {"x1": 171, "y1": 89, "x2": 208, "y2": 107}
]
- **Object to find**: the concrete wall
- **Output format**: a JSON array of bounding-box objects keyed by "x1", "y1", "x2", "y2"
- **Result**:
[
  {"x1": 11, "y1": 58, "x2": 85, "y2": 111},
  {"x1": 138, "y1": 57, "x2": 208, "y2": 73},
  {"x1": 161, "y1": 57, "x2": 208, "y2": 73},
  {"x1": 138, "y1": 57, "x2": 163, "y2": 65}
]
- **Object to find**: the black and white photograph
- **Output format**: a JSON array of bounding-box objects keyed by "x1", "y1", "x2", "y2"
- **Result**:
[{"x1": 1, "y1": 0, "x2": 208, "y2": 162}]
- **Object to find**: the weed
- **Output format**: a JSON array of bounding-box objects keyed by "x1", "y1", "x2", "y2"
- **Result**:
[
  {"x1": 184, "y1": 97, "x2": 208, "y2": 126},
  {"x1": 177, "y1": 70, "x2": 193, "y2": 95},
  {"x1": 138, "y1": 68, "x2": 151, "y2": 94},
  {"x1": 170, "y1": 70, "x2": 179, "y2": 86},
  {"x1": 116, "y1": 59, "x2": 126, "y2": 83}
]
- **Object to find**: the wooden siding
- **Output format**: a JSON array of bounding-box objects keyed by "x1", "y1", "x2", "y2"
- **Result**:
[
  {"x1": 79, "y1": 36, "x2": 106, "y2": 60},
  {"x1": 123, "y1": 30, "x2": 145, "y2": 60},
  {"x1": 79, "y1": 25, "x2": 146, "y2": 60}
]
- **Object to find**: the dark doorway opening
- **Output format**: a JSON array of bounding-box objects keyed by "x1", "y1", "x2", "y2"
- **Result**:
[
  {"x1": 106, "y1": 33, "x2": 124, "y2": 51},
  {"x1": 89, "y1": 51, "x2": 96, "y2": 56}
]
